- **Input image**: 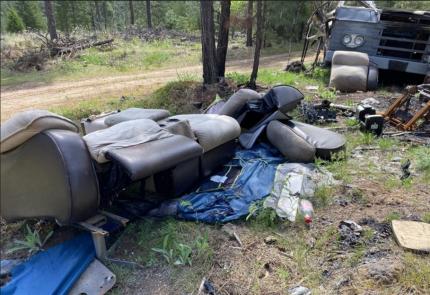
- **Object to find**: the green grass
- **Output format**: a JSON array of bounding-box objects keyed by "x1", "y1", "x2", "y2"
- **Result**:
[
  {"x1": 227, "y1": 68, "x2": 325, "y2": 89},
  {"x1": 1, "y1": 38, "x2": 201, "y2": 87},
  {"x1": 385, "y1": 211, "x2": 401, "y2": 222},
  {"x1": 422, "y1": 212, "x2": 430, "y2": 223},
  {"x1": 399, "y1": 253, "x2": 430, "y2": 293},
  {"x1": 50, "y1": 79, "x2": 202, "y2": 120},
  {"x1": 112, "y1": 218, "x2": 214, "y2": 293}
]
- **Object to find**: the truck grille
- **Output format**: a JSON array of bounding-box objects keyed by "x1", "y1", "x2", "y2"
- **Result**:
[{"x1": 378, "y1": 11, "x2": 430, "y2": 61}]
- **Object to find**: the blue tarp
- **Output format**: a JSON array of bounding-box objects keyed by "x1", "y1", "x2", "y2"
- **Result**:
[
  {"x1": 1, "y1": 233, "x2": 95, "y2": 295},
  {"x1": 166, "y1": 144, "x2": 285, "y2": 223}
]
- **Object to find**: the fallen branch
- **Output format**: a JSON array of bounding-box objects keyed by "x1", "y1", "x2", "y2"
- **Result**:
[{"x1": 52, "y1": 38, "x2": 114, "y2": 56}]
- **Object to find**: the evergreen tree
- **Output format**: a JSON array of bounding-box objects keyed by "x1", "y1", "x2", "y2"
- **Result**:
[
  {"x1": 16, "y1": 1, "x2": 45, "y2": 30},
  {"x1": 6, "y1": 8, "x2": 25, "y2": 33}
]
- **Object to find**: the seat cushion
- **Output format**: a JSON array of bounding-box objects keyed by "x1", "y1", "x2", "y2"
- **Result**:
[
  {"x1": 104, "y1": 108, "x2": 170, "y2": 126},
  {"x1": 83, "y1": 119, "x2": 174, "y2": 163},
  {"x1": 266, "y1": 120, "x2": 316, "y2": 162},
  {"x1": 1, "y1": 110, "x2": 79, "y2": 154},
  {"x1": 285, "y1": 120, "x2": 346, "y2": 160},
  {"x1": 166, "y1": 114, "x2": 241, "y2": 152},
  {"x1": 107, "y1": 135, "x2": 203, "y2": 181},
  {"x1": 217, "y1": 89, "x2": 261, "y2": 118}
]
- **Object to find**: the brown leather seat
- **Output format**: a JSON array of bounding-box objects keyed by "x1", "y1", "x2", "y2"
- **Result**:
[{"x1": 1, "y1": 129, "x2": 100, "y2": 224}]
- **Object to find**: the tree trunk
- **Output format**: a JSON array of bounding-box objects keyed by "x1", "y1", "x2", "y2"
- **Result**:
[
  {"x1": 146, "y1": 0, "x2": 152, "y2": 29},
  {"x1": 94, "y1": 1, "x2": 102, "y2": 30},
  {"x1": 44, "y1": 0, "x2": 57, "y2": 40},
  {"x1": 200, "y1": 0, "x2": 217, "y2": 84},
  {"x1": 246, "y1": 0, "x2": 253, "y2": 47},
  {"x1": 248, "y1": 0, "x2": 263, "y2": 89},
  {"x1": 103, "y1": 1, "x2": 108, "y2": 30},
  {"x1": 129, "y1": 0, "x2": 135, "y2": 25},
  {"x1": 216, "y1": 0, "x2": 231, "y2": 78}
]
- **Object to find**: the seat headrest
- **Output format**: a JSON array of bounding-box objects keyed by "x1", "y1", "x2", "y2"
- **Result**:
[
  {"x1": 104, "y1": 108, "x2": 170, "y2": 126},
  {"x1": 217, "y1": 89, "x2": 261, "y2": 118},
  {"x1": 262, "y1": 85, "x2": 304, "y2": 114},
  {"x1": 1, "y1": 110, "x2": 79, "y2": 153}
]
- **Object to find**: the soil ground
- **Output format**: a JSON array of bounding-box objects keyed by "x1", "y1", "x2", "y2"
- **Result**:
[
  {"x1": 1, "y1": 51, "x2": 429, "y2": 294},
  {"x1": 0, "y1": 53, "x2": 296, "y2": 121}
]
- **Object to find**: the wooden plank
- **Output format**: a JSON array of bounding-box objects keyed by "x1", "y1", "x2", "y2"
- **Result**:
[{"x1": 392, "y1": 220, "x2": 430, "y2": 252}]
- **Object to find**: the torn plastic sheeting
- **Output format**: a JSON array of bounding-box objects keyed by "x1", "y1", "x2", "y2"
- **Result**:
[
  {"x1": 1, "y1": 233, "x2": 95, "y2": 295},
  {"x1": 151, "y1": 144, "x2": 284, "y2": 223},
  {"x1": 264, "y1": 163, "x2": 336, "y2": 221}
]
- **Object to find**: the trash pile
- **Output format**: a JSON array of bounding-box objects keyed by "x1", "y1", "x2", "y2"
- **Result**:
[{"x1": 0, "y1": 85, "x2": 348, "y2": 293}]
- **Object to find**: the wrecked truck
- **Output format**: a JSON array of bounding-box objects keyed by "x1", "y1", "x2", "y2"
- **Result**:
[{"x1": 302, "y1": 1, "x2": 430, "y2": 89}]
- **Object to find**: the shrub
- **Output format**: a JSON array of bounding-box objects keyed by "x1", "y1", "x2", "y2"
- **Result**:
[{"x1": 6, "y1": 9, "x2": 25, "y2": 33}]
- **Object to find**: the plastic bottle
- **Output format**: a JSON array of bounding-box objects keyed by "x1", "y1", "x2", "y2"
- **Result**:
[{"x1": 298, "y1": 199, "x2": 314, "y2": 224}]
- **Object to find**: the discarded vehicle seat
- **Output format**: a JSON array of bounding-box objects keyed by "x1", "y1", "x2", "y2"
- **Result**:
[
  {"x1": 225, "y1": 85, "x2": 305, "y2": 148},
  {"x1": 158, "y1": 114, "x2": 241, "y2": 177},
  {"x1": 329, "y1": 51, "x2": 378, "y2": 92},
  {"x1": 81, "y1": 108, "x2": 170, "y2": 134},
  {"x1": 82, "y1": 109, "x2": 242, "y2": 178},
  {"x1": 216, "y1": 88, "x2": 262, "y2": 120},
  {"x1": 266, "y1": 120, "x2": 346, "y2": 162},
  {"x1": 83, "y1": 119, "x2": 203, "y2": 198},
  {"x1": 1, "y1": 110, "x2": 99, "y2": 224},
  {"x1": 0, "y1": 110, "x2": 207, "y2": 224}
]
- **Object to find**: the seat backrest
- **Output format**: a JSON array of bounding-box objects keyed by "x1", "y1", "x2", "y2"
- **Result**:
[
  {"x1": 1, "y1": 110, "x2": 78, "y2": 153},
  {"x1": 1, "y1": 129, "x2": 99, "y2": 224},
  {"x1": 332, "y1": 51, "x2": 369, "y2": 67}
]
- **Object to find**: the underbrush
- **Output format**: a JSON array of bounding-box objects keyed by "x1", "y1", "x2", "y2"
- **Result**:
[
  {"x1": 1, "y1": 36, "x2": 201, "y2": 87},
  {"x1": 51, "y1": 79, "x2": 217, "y2": 120},
  {"x1": 110, "y1": 218, "x2": 214, "y2": 292}
]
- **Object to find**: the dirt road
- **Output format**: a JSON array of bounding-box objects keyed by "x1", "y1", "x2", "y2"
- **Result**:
[{"x1": 0, "y1": 53, "x2": 296, "y2": 121}]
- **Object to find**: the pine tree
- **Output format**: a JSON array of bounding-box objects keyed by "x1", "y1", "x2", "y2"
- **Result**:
[
  {"x1": 16, "y1": 1, "x2": 45, "y2": 30},
  {"x1": 200, "y1": 0, "x2": 217, "y2": 84},
  {"x1": 6, "y1": 9, "x2": 25, "y2": 33}
]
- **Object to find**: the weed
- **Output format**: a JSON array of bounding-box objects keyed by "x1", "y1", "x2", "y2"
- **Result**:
[
  {"x1": 377, "y1": 137, "x2": 398, "y2": 150},
  {"x1": 318, "y1": 87, "x2": 336, "y2": 101},
  {"x1": 309, "y1": 67, "x2": 330, "y2": 84},
  {"x1": 152, "y1": 235, "x2": 176, "y2": 265},
  {"x1": 7, "y1": 224, "x2": 53, "y2": 255},
  {"x1": 347, "y1": 187, "x2": 368, "y2": 205},
  {"x1": 359, "y1": 132, "x2": 376, "y2": 146},
  {"x1": 313, "y1": 185, "x2": 335, "y2": 207},
  {"x1": 348, "y1": 245, "x2": 366, "y2": 266},
  {"x1": 226, "y1": 72, "x2": 248, "y2": 85},
  {"x1": 412, "y1": 147, "x2": 430, "y2": 174},
  {"x1": 385, "y1": 211, "x2": 401, "y2": 222},
  {"x1": 175, "y1": 243, "x2": 193, "y2": 266},
  {"x1": 194, "y1": 233, "x2": 212, "y2": 261},
  {"x1": 399, "y1": 252, "x2": 430, "y2": 292},
  {"x1": 345, "y1": 118, "x2": 360, "y2": 127},
  {"x1": 421, "y1": 212, "x2": 430, "y2": 223},
  {"x1": 276, "y1": 267, "x2": 290, "y2": 281},
  {"x1": 247, "y1": 200, "x2": 279, "y2": 228},
  {"x1": 384, "y1": 176, "x2": 402, "y2": 190},
  {"x1": 314, "y1": 226, "x2": 338, "y2": 250},
  {"x1": 361, "y1": 228, "x2": 375, "y2": 242}
]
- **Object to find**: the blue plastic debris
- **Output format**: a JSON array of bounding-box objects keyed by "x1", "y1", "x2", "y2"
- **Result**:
[
  {"x1": 152, "y1": 144, "x2": 284, "y2": 223},
  {"x1": 1, "y1": 233, "x2": 95, "y2": 295}
]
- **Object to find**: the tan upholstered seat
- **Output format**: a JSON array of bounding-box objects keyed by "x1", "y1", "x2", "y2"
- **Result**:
[
  {"x1": 104, "y1": 108, "x2": 170, "y2": 126},
  {"x1": 164, "y1": 114, "x2": 241, "y2": 152},
  {"x1": 1, "y1": 110, "x2": 79, "y2": 153},
  {"x1": 329, "y1": 51, "x2": 369, "y2": 92}
]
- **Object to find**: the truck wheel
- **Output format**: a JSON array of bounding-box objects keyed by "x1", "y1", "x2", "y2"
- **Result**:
[{"x1": 367, "y1": 65, "x2": 379, "y2": 91}]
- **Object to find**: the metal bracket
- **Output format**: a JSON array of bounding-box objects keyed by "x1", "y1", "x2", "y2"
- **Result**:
[{"x1": 79, "y1": 211, "x2": 129, "y2": 260}]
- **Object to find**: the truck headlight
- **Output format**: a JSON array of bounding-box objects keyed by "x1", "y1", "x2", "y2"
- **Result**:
[
  {"x1": 342, "y1": 34, "x2": 365, "y2": 48},
  {"x1": 342, "y1": 34, "x2": 352, "y2": 46},
  {"x1": 354, "y1": 35, "x2": 365, "y2": 46}
]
